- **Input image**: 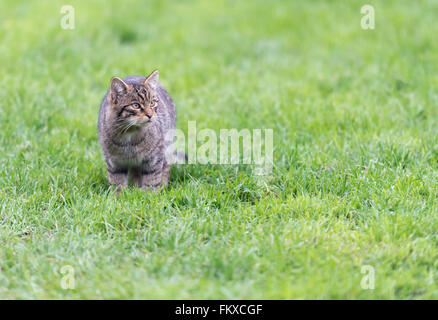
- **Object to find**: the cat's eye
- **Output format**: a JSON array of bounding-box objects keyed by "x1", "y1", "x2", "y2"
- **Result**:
[{"x1": 132, "y1": 103, "x2": 141, "y2": 109}]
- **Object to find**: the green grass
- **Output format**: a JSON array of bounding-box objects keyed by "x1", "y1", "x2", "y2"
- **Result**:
[{"x1": 1, "y1": 0, "x2": 438, "y2": 299}]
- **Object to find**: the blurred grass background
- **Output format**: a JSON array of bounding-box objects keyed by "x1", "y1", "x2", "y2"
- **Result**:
[{"x1": 0, "y1": 0, "x2": 437, "y2": 298}]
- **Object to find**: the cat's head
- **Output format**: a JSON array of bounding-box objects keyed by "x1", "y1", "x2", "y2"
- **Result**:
[{"x1": 108, "y1": 70, "x2": 159, "y2": 131}]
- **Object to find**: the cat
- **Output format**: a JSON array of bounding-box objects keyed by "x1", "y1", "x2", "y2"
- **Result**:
[{"x1": 98, "y1": 70, "x2": 181, "y2": 193}]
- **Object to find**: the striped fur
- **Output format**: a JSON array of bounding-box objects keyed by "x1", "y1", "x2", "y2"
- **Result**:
[{"x1": 98, "y1": 71, "x2": 176, "y2": 193}]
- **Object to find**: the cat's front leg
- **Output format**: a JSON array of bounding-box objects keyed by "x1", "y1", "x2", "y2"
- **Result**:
[
  {"x1": 107, "y1": 168, "x2": 128, "y2": 195},
  {"x1": 141, "y1": 159, "x2": 163, "y2": 192},
  {"x1": 161, "y1": 163, "x2": 171, "y2": 187}
]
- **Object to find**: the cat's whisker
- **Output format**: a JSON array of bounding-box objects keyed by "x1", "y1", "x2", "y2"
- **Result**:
[
  {"x1": 113, "y1": 119, "x2": 134, "y2": 133},
  {"x1": 122, "y1": 120, "x2": 137, "y2": 134}
]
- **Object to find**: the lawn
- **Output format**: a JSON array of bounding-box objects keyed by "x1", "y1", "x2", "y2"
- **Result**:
[{"x1": 0, "y1": 0, "x2": 437, "y2": 299}]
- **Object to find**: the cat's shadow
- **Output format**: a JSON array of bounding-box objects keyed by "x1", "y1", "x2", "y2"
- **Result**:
[{"x1": 89, "y1": 164, "x2": 208, "y2": 195}]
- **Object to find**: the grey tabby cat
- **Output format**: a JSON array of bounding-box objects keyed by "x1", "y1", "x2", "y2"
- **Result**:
[{"x1": 98, "y1": 70, "x2": 179, "y2": 193}]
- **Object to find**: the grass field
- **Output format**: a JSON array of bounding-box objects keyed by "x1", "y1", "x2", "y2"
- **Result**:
[{"x1": 1, "y1": 0, "x2": 438, "y2": 299}]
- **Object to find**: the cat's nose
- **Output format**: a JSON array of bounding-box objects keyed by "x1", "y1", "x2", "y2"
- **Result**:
[{"x1": 145, "y1": 108, "x2": 154, "y2": 118}]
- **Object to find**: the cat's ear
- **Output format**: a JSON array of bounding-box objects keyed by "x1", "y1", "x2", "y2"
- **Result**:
[
  {"x1": 110, "y1": 77, "x2": 128, "y2": 103},
  {"x1": 144, "y1": 70, "x2": 159, "y2": 90}
]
